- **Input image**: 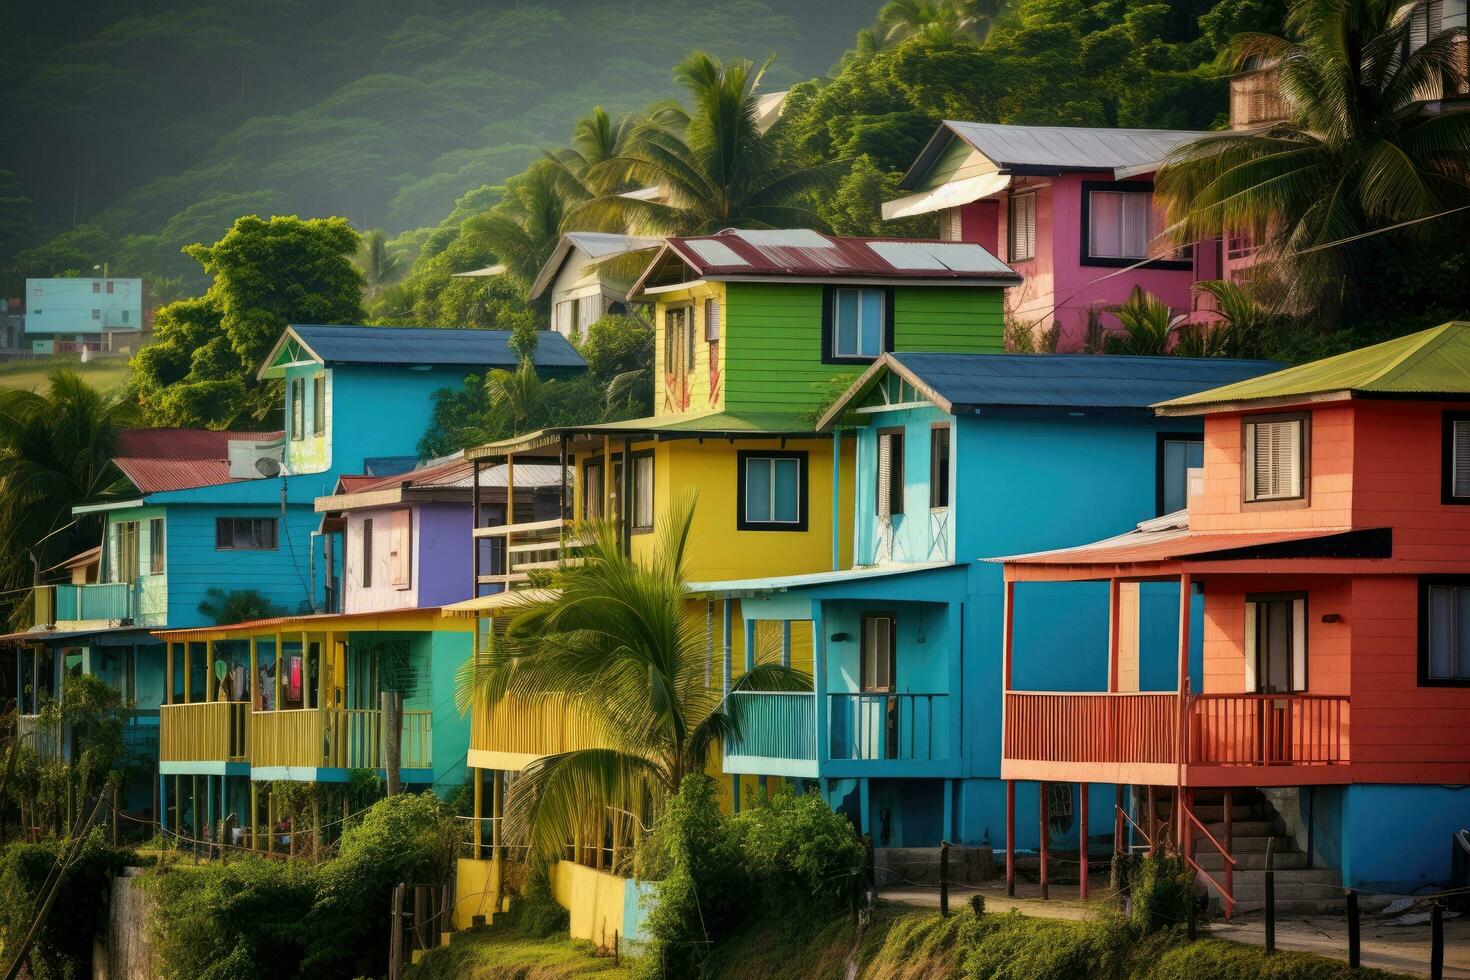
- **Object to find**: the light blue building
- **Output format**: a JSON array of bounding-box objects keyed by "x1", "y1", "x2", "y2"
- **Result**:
[
  {"x1": 699, "y1": 352, "x2": 1278, "y2": 855},
  {"x1": 24, "y1": 276, "x2": 144, "y2": 354}
]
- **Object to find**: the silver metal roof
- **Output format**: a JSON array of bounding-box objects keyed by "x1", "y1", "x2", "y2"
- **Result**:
[
  {"x1": 944, "y1": 120, "x2": 1211, "y2": 172},
  {"x1": 686, "y1": 239, "x2": 748, "y2": 266},
  {"x1": 865, "y1": 241, "x2": 1013, "y2": 275}
]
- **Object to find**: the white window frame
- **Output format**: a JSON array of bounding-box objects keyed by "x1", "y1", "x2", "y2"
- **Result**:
[{"x1": 831, "y1": 287, "x2": 885, "y2": 359}]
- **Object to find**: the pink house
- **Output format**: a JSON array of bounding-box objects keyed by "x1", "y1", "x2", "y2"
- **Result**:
[{"x1": 884, "y1": 121, "x2": 1214, "y2": 351}]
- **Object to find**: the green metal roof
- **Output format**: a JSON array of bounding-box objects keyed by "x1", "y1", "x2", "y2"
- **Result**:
[{"x1": 1156, "y1": 322, "x2": 1470, "y2": 413}]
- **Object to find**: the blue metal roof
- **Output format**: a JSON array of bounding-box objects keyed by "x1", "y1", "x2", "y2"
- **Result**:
[
  {"x1": 887, "y1": 352, "x2": 1284, "y2": 411},
  {"x1": 289, "y1": 325, "x2": 586, "y2": 369}
]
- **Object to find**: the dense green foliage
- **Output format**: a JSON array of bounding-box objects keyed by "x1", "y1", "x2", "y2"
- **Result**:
[
  {"x1": 0, "y1": 829, "x2": 131, "y2": 980},
  {"x1": 1, "y1": 1, "x2": 872, "y2": 290},
  {"x1": 129, "y1": 215, "x2": 364, "y2": 429},
  {"x1": 635, "y1": 778, "x2": 867, "y2": 979},
  {"x1": 147, "y1": 791, "x2": 456, "y2": 980},
  {"x1": 197, "y1": 588, "x2": 289, "y2": 625}
]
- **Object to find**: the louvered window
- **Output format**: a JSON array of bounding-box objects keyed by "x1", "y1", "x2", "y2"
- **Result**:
[
  {"x1": 1245, "y1": 417, "x2": 1305, "y2": 502},
  {"x1": 877, "y1": 430, "x2": 904, "y2": 517},
  {"x1": 704, "y1": 297, "x2": 720, "y2": 342},
  {"x1": 1442, "y1": 413, "x2": 1470, "y2": 502},
  {"x1": 1008, "y1": 193, "x2": 1036, "y2": 262}
]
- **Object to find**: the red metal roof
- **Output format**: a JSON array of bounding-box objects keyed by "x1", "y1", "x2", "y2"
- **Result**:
[
  {"x1": 342, "y1": 455, "x2": 475, "y2": 495},
  {"x1": 114, "y1": 428, "x2": 283, "y2": 494},
  {"x1": 634, "y1": 229, "x2": 1020, "y2": 294}
]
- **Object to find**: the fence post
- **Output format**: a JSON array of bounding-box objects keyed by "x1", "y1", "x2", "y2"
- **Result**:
[
  {"x1": 939, "y1": 841, "x2": 950, "y2": 917},
  {"x1": 865, "y1": 834, "x2": 876, "y2": 891},
  {"x1": 1264, "y1": 838, "x2": 1276, "y2": 954},
  {"x1": 1431, "y1": 901, "x2": 1444, "y2": 980},
  {"x1": 614, "y1": 930, "x2": 620, "y2": 966},
  {"x1": 1347, "y1": 890, "x2": 1360, "y2": 969}
]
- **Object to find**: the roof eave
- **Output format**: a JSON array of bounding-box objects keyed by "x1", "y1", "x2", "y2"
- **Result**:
[
  {"x1": 527, "y1": 237, "x2": 578, "y2": 300},
  {"x1": 816, "y1": 353, "x2": 952, "y2": 431},
  {"x1": 257, "y1": 326, "x2": 321, "y2": 381}
]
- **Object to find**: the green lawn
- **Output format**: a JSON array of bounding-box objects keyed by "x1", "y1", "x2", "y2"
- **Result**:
[
  {"x1": 405, "y1": 924, "x2": 634, "y2": 979},
  {"x1": 0, "y1": 353, "x2": 134, "y2": 393}
]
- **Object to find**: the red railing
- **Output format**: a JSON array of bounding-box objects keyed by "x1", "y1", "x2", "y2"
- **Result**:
[
  {"x1": 1004, "y1": 691, "x2": 1349, "y2": 770},
  {"x1": 1188, "y1": 694, "x2": 1348, "y2": 767},
  {"x1": 1003, "y1": 692, "x2": 1178, "y2": 765}
]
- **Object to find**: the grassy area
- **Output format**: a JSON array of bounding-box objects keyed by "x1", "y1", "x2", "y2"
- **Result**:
[
  {"x1": 414, "y1": 903, "x2": 1412, "y2": 980},
  {"x1": 0, "y1": 353, "x2": 133, "y2": 393}
]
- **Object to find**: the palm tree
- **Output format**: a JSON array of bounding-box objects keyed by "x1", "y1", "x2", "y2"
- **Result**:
[
  {"x1": 356, "y1": 229, "x2": 402, "y2": 298},
  {"x1": 878, "y1": 0, "x2": 1002, "y2": 43},
  {"x1": 463, "y1": 160, "x2": 571, "y2": 292},
  {"x1": 574, "y1": 52, "x2": 845, "y2": 235},
  {"x1": 0, "y1": 369, "x2": 139, "y2": 625},
  {"x1": 1156, "y1": 0, "x2": 1470, "y2": 319},
  {"x1": 1103, "y1": 286, "x2": 1185, "y2": 355},
  {"x1": 545, "y1": 106, "x2": 640, "y2": 207},
  {"x1": 484, "y1": 359, "x2": 558, "y2": 435},
  {"x1": 464, "y1": 496, "x2": 808, "y2": 858}
]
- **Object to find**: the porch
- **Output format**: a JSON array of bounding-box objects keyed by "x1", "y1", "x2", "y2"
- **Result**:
[{"x1": 35, "y1": 581, "x2": 136, "y2": 627}]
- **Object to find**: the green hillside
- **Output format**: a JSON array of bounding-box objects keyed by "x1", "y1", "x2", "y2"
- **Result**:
[{"x1": 0, "y1": 0, "x2": 875, "y2": 288}]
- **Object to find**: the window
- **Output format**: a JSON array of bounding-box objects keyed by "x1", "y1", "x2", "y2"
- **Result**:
[
  {"x1": 1157, "y1": 435, "x2": 1204, "y2": 515},
  {"x1": 1421, "y1": 578, "x2": 1470, "y2": 684},
  {"x1": 1442, "y1": 411, "x2": 1470, "y2": 504},
  {"x1": 361, "y1": 518, "x2": 374, "y2": 587},
  {"x1": 583, "y1": 460, "x2": 605, "y2": 520},
  {"x1": 114, "y1": 521, "x2": 140, "y2": 583},
  {"x1": 148, "y1": 518, "x2": 165, "y2": 575},
  {"x1": 578, "y1": 297, "x2": 599, "y2": 335},
  {"x1": 389, "y1": 509, "x2": 411, "y2": 589},
  {"x1": 106, "y1": 281, "x2": 115, "y2": 294},
  {"x1": 1009, "y1": 192, "x2": 1036, "y2": 262},
  {"x1": 664, "y1": 306, "x2": 694, "y2": 377},
  {"x1": 632, "y1": 454, "x2": 654, "y2": 531},
  {"x1": 215, "y1": 517, "x2": 278, "y2": 551},
  {"x1": 704, "y1": 297, "x2": 720, "y2": 342},
  {"x1": 1245, "y1": 593, "x2": 1307, "y2": 692},
  {"x1": 1244, "y1": 415, "x2": 1307, "y2": 503},
  {"x1": 829, "y1": 287, "x2": 887, "y2": 360},
  {"x1": 1088, "y1": 190, "x2": 1160, "y2": 260},
  {"x1": 92, "y1": 281, "x2": 101, "y2": 293},
  {"x1": 290, "y1": 377, "x2": 305, "y2": 440},
  {"x1": 738, "y1": 451, "x2": 807, "y2": 531},
  {"x1": 121, "y1": 310, "x2": 129, "y2": 324},
  {"x1": 554, "y1": 299, "x2": 576, "y2": 336},
  {"x1": 91, "y1": 309, "x2": 100, "y2": 320},
  {"x1": 877, "y1": 429, "x2": 904, "y2": 518},
  {"x1": 860, "y1": 614, "x2": 896, "y2": 692},
  {"x1": 312, "y1": 375, "x2": 326, "y2": 434},
  {"x1": 929, "y1": 426, "x2": 951, "y2": 509}
]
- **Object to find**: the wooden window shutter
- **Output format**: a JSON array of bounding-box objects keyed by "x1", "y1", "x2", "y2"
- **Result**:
[
  {"x1": 1243, "y1": 600, "x2": 1258, "y2": 692},
  {"x1": 1453, "y1": 420, "x2": 1470, "y2": 497},
  {"x1": 390, "y1": 510, "x2": 411, "y2": 589},
  {"x1": 1249, "y1": 419, "x2": 1301, "y2": 499},
  {"x1": 877, "y1": 434, "x2": 892, "y2": 517},
  {"x1": 704, "y1": 297, "x2": 720, "y2": 342}
]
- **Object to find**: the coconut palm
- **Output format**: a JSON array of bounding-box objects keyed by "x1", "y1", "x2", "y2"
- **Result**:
[
  {"x1": 1103, "y1": 286, "x2": 1186, "y2": 355},
  {"x1": 545, "y1": 106, "x2": 640, "y2": 207},
  {"x1": 483, "y1": 359, "x2": 558, "y2": 436},
  {"x1": 1156, "y1": 0, "x2": 1470, "y2": 319},
  {"x1": 463, "y1": 495, "x2": 809, "y2": 858},
  {"x1": 878, "y1": 0, "x2": 1003, "y2": 43},
  {"x1": 574, "y1": 52, "x2": 845, "y2": 235},
  {"x1": 0, "y1": 369, "x2": 139, "y2": 625},
  {"x1": 356, "y1": 229, "x2": 402, "y2": 298},
  {"x1": 463, "y1": 160, "x2": 570, "y2": 292}
]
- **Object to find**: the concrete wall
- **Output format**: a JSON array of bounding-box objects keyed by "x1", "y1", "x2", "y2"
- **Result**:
[{"x1": 551, "y1": 862, "x2": 651, "y2": 949}]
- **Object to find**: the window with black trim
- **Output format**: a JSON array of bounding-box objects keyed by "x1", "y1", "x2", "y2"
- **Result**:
[
  {"x1": 216, "y1": 517, "x2": 278, "y2": 551},
  {"x1": 929, "y1": 426, "x2": 950, "y2": 509},
  {"x1": 1009, "y1": 192, "x2": 1036, "y2": 262},
  {"x1": 823, "y1": 286, "x2": 892, "y2": 363},
  {"x1": 1244, "y1": 414, "x2": 1307, "y2": 503},
  {"x1": 362, "y1": 517, "x2": 374, "y2": 587},
  {"x1": 1420, "y1": 578, "x2": 1470, "y2": 684},
  {"x1": 877, "y1": 429, "x2": 904, "y2": 518},
  {"x1": 860, "y1": 614, "x2": 895, "y2": 692},
  {"x1": 1080, "y1": 180, "x2": 1191, "y2": 269},
  {"x1": 737, "y1": 451, "x2": 808, "y2": 531},
  {"x1": 148, "y1": 518, "x2": 165, "y2": 575},
  {"x1": 1157, "y1": 434, "x2": 1203, "y2": 515},
  {"x1": 1442, "y1": 411, "x2": 1470, "y2": 504}
]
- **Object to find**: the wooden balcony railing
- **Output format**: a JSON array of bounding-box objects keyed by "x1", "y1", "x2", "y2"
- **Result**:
[
  {"x1": 829, "y1": 693, "x2": 949, "y2": 762},
  {"x1": 726, "y1": 691, "x2": 816, "y2": 761},
  {"x1": 1188, "y1": 693, "x2": 1348, "y2": 767},
  {"x1": 45, "y1": 582, "x2": 134, "y2": 623},
  {"x1": 1003, "y1": 691, "x2": 1350, "y2": 770},
  {"x1": 1004, "y1": 692, "x2": 1178, "y2": 765},
  {"x1": 470, "y1": 692, "x2": 606, "y2": 761},
  {"x1": 159, "y1": 702, "x2": 248, "y2": 763},
  {"x1": 251, "y1": 708, "x2": 432, "y2": 770}
]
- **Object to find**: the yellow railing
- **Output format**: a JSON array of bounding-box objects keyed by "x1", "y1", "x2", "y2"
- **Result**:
[
  {"x1": 159, "y1": 702, "x2": 248, "y2": 763},
  {"x1": 471, "y1": 692, "x2": 607, "y2": 759},
  {"x1": 251, "y1": 708, "x2": 432, "y2": 770}
]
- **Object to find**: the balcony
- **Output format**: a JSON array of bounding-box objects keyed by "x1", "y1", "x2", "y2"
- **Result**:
[
  {"x1": 37, "y1": 582, "x2": 134, "y2": 626},
  {"x1": 725, "y1": 692, "x2": 817, "y2": 777},
  {"x1": 1001, "y1": 691, "x2": 1349, "y2": 787},
  {"x1": 830, "y1": 693, "x2": 950, "y2": 763},
  {"x1": 159, "y1": 702, "x2": 248, "y2": 766},
  {"x1": 250, "y1": 708, "x2": 432, "y2": 773},
  {"x1": 473, "y1": 517, "x2": 570, "y2": 588},
  {"x1": 469, "y1": 692, "x2": 606, "y2": 771}
]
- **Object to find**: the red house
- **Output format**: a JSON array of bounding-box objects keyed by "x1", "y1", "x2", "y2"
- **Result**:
[{"x1": 997, "y1": 322, "x2": 1470, "y2": 910}]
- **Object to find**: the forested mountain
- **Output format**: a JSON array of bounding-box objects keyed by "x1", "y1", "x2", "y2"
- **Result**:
[{"x1": 0, "y1": 0, "x2": 874, "y2": 287}]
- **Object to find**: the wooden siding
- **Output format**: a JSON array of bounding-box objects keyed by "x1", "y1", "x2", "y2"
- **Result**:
[
  {"x1": 1351, "y1": 401, "x2": 1470, "y2": 567},
  {"x1": 722, "y1": 283, "x2": 840, "y2": 413},
  {"x1": 916, "y1": 138, "x2": 999, "y2": 192},
  {"x1": 652, "y1": 281, "x2": 726, "y2": 416},
  {"x1": 892, "y1": 286, "x2": 1004, "y2": 353}
]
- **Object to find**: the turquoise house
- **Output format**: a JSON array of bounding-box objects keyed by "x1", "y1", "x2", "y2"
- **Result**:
[{"x1": 698, "y1": 352, "x2": 1278, "y2": 856}]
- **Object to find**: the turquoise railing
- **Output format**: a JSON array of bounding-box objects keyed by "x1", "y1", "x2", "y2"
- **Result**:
[
  {"x1": 829, "y1": 693, "x2": 949, "y2": 762},
  {"x1": 727, "y1": 692, "x2": 816, "y2": 761},
  {"x1": 54, "y1": 582, "x2": 133, "y2": 622}
]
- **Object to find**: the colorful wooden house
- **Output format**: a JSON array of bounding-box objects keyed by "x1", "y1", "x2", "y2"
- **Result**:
[
  {"x1": 529, "y1": 232, "x2": 661, "y2": 339},
  {"x1": 883, "y1": 121, "x2": 1211, "y2": 349},
  {"x1": 998, "y1": 322, "x2": 1470, "y2": 907},
  {"x1": 696, "y1": 351, "x2": 1279, "y2": 859}
]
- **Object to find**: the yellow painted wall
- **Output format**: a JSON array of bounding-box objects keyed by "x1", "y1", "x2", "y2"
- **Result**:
[
  {"x1": 551, "y1": 861, "x2": 627, "y2": 948},
  {"x1": 653, "y1": 282, "x2": 726, "y2": 417},
  {"x1": 454, "y1": 857, "x2": 502, "y2": 929}
]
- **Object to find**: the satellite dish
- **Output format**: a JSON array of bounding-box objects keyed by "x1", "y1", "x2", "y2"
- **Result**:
[{"x1": 255, "y1": 456, "x2": 282, "y2": 478}]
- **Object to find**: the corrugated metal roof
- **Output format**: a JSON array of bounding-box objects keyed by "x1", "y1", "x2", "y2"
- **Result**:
[
  {"x1": 466, "y1": 411, "x2": 822, "y2": 459},
  {"x1": 883, "y1": 352, "x2": 1282, "y2": 412},
  {"x1": 280, "y1": 325, "x2": 586, "y2": 371},
  {"x1": 337, "y1": 454, "x2": 563, "y2": 495},
  {"x1": 689, "y1": 561, "x2": 957, "y2": 595},
  {"x1": 995, "y1": 522, "x2": 1384, "y2": 569},
  {"x1": 642, "y1": 229, "x2": 1020, "y2": 291},
  {"x1": 1158, "y1": 321, "x2": 1470, "y2": 412},
  {"x1": 529, "y1": 233, "x2": 662, "y2": 299},
  {"x1": 114, "y1": 427, "x2": 285, "y2": 494}
]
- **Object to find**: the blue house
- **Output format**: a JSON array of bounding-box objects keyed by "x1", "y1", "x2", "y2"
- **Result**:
[{"x1": 697, "y1": 352, "x2": 1278, "y2": 859}]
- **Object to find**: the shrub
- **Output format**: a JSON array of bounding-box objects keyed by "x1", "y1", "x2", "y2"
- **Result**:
[
  {"x1": 1128, "y1": 853, "x2": 1195, "y2": 934},
  {"x1": 729, "y1": 788, "x2": 867, "y2": 914},
  {"x1": 964, "y1": 911, "x2": 1128, "y2": 980},
  {"x1": 0, "y1": 829, "x2": 129, "y2": 980},
  {"x1": 516, "y1": 863, "x2": 570, "y2": 938}
]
